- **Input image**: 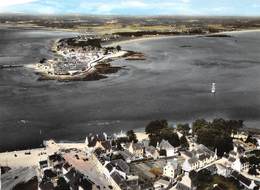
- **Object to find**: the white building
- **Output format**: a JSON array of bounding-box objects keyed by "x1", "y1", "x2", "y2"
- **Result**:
[
  {"x1": 154, "y1": 179, "x2": 170, "y2": 190},
  {"x1": 172, "y1": 172, "x2": 193, "y2": 190},
  {"x1": 163, "y1": 159, "x2": 179, "y2": 179},
  {"x1": 158, "y1": 140, "x2": 176, "y2": 157},
  {"x1": 216, "y1": 163, "x2": 231, "y2": 178}
]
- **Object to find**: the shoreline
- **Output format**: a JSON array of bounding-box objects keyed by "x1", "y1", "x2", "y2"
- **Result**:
[{"x1": 104, "y1": 28, "x2": 260, "y2": 47}]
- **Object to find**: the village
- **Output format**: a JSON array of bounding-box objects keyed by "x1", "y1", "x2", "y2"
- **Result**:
[
  {"x1": 27, "y1": 34, "x2": 136, "y2": 81},
  {"x1": 1, "y1": 119, "x2": 260, "y2": 190}
]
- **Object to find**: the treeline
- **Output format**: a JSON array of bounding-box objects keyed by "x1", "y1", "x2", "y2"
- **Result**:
[
  {"x1": 144, "y1": 118, "x2": 244, "y2": 156},
  {"x1": 192, "y1": 118, "x2": 243, "y2": 156},
  {"x1": 145, "y1": 120, "x2": 188, "y2": 148}
]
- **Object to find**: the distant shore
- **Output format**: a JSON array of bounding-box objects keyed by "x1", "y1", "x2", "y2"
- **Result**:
[{"x1": 106, "y1": 28, "x2": 260, "y2": 46}]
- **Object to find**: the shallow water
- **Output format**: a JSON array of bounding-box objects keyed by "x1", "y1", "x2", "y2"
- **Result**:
[{"x1": 0, "y1": 28, "x2": 260, "y2": 151}]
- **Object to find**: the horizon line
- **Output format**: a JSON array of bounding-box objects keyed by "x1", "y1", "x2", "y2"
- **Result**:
[{"x1": 1, "y1": 13, "x2": 260, "y2": 18}]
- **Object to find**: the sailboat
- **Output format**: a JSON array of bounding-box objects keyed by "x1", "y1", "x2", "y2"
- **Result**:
[{"x1": 211, "y1": 82, "x2": 216, "y2": 94}]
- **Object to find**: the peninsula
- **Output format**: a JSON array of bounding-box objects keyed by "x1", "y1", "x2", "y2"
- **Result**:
[{"x1": 26, "y1": 35, "x2": 145, "y2": 81}]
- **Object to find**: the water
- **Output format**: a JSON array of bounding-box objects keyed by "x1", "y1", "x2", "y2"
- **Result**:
[{"x1": 0, "y1": 28, "x2": 260, "y2": 151}]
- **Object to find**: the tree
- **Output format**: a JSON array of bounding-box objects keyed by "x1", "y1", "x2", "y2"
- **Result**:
[
  {"x1": 180, "y1": 135, "x2": 189, "y2": 148},
  {"x1": 248, "y1": 156, "x2": 260, "y2": 166},
  {"x1": 39, "y1": 58, "x2": 47, "y2": 64},
  {"x1": 192, "y1": 119, "x2": 208, "y2": 135},
  {"x1": 226, "y1": 120, "x2": 243, "y2": 133},
  {"x1": 176, "y1": 123, "x2": 190, "y2": 135},
  {"x1": 145, "y1": 120, "x2": 168, "y2": 135},
  {"x1": 126, "y1": 130, "x2": 138, "y2": 143},
  {"x1": 197, "y1": 128, "x2": 233, "y2": 156},
  {"x1": 168, "y1": 133, "x2": 180, "y2": 147},
  {"x1": 245, "y1": 135, "x2": 258, "y2": 145},
  {"x1": 116, "y1": 45, "x2": 121, "y2": 51},
  {"x1": 160, "y1": 127, "x2": 180, "y2": 147},
  {"x1": 149, "y1": 134, "x2": 161, "y2": 147},
  {"x1": 248, "y1": 166, "x2": 259, "y2": 176},
  {"x1": 55, "y1": 177, "x2": 70, "y2": 190}
]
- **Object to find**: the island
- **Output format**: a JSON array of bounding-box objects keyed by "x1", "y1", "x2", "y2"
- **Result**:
[{"x1": 26, "y1": 35, "x2": 145, "y2": 82}]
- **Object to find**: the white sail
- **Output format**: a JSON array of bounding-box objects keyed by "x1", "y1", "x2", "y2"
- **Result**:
[{"x1": 211, "y1": 83, "x2": 216, "y2": 93}]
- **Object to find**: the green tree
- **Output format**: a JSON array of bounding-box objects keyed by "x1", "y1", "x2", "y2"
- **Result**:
[
  {"x1": 180, "y1": 135, "x2": 189, "y2": 148},
  {"x1": 55, "y1": 177, "x2": 70, "y2": 190},
  {"x1": 116, "y1": 45, "x2": 121, "y2": 51},
  {"x1": 126, "y1": 130, "x2": 138, "y2": 143},
  {"x1": 149, "y1": 134, "x2": 161, "y2": 147},
  {"x1": 197, "y1": 128, "x2": 233, "y2": 156},
  {"x1": 176, "y1": 123, "x2": 190, "y2": 135},
  {"x1": 192, "y1": 119, "x2": 208, "y2": 135},
  {"x1": 248, "y1": 166, "x2": 259, "y2": 176},
  {"x1": 145, "y1": 120, "x2": 168, "y2": 135},
  {"x1": 245, "y1": 135, "x2": 258, "y2": 145}
]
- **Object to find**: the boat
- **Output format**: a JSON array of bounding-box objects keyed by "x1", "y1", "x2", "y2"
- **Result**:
[{"x1": 211, "y1": 83, "x2": 216, "y2": 94}]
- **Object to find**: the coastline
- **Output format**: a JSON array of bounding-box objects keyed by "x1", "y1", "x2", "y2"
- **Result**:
[{"x1": 105, "y1": 28, "x2": 260, "y2": 47}]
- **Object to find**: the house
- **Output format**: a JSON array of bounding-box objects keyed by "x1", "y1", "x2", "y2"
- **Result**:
[
  {"x1": 62, "y1": 162, "x2": 72, "y2": 175},
  {"x1": 64, "y1": 168, "x2": 93, "y2": 190},
  {"x1": 145, "y1": 146, "x2": 160, "y2": 160},
  {"x1": 174, "y1": 172, "x2": 193, "y2": 190},
  {"x1": 104, "y1": 161, "x2": 128, "y2": 179},
  {"x1": 111, "y1": 159, "x2": 130, "y2": 175},
  {"x1": 154, "y1": 179, "x2": 170, "y2": 190},
  {"x1": 181, "y1": 144, "x2": 217, "y2": 171},
  {"x1": 182, "y1": 158, "x2": 199, "y2": 172},
  {"x1": 231, "y1": 132, "x2": 248, "y2": 141},
  {"x1": 118, "y1": 150, "x2": 135, "y2": 163},
  {"x1": 48, "y1": 153, "x2": 64, "y2": 168},
  {"x1": 128, "y1": 142, "x2": 144, "y2": 158},
  {"x1": 39, "y1": 160, "x2": 48, "y2": 170},
  {"x1": 110, "y1": 171, "x2": 128, "y2": 190},
  {"x1": 41, "y1": 169, "x2": 58, "y2": 187},
  {"x1": 229, "y1": 155, "x2": 249, "y2": 172},
  {"x1": 231, "y1": 171, "x2": 256, "y2": 190},
  {"x1": 216, "y1": 163, "x2": 231, "y2": 178},
  {"x1": 85, "y1": 133, "x2": 108, "y2": 147},
  {"x1": 94, "y1": 140, "x2": 112, "y2": 153},
  {"x1": 158, "y1": 140, "x2": 176, "y2": 157},
  {"x1": 163, "y1": 159, "x2": 179, "y2": 179}
]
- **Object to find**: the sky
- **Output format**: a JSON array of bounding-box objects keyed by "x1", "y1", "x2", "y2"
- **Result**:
[{"x1": 0, "y1": 0, "x2": 260, "y2": 16}]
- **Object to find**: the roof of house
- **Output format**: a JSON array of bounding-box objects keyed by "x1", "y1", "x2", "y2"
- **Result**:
[
  {"x1": 160, "y1": 140, "x2": 174, "y2": 150},
  {"x1": 111, "y1": 159, "x2": 130, "y2": 174},
  {"x1": 182, "y1": 151, "x2": 193, "y2": 158},
  {"x1": 44, "y1": 169, "x2": 57, "y2": 179},
  {"x1": 145, "y1": 146, "x2": 158, "y2": 155},
  {"x1": 119, "y1": 150, "x2": 135, "y2": 161},
  {"x1": 87, "y1": 133, "x2": 107, "y2": 147},
  {"x1": 94, "y1": 147, "x2": 106, "y2": 157},
  {"x1": 188, "y1": 157, "x2": 199, "y2": 165},
  {"x1": 39, "y1": 160, "x2": 48, "y2": 167},
  {"x1": 228, "y1": 157, "x2": 236, "y2": 163},
  {"x1": 165, "y1": 159, "x2": 178, "y2": 170},
  {"x1": 111, "y1": 171, "x2": 128, "y2": 189},
  {"x1": 48, "y1": 153, "x2": 63, "y2": 163},
  {"x1": 132, "y1": 142, "x2": 143, "y2": 150},
  {"x1": 63, "y1": 162, "x2": 71, "y2": 170},
  {"x1": 79, "y1": 178, "x2": 93, "y2": 190},
  {"x1": 154, "y1": 179, "x2": 170, "y2": 187},
  {"x1": 231, "y1": 171, "x2": 252, "y2": 187},
  {"x1": 105, "y1": 163, "x2": 114, "y2": 172},
  {"x1": 101, "y1": 141, "x2": 112, "y2": 150},
  {"x1": 65, "y1": 168, "x2": 93, "y2": 190}
]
